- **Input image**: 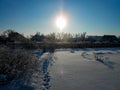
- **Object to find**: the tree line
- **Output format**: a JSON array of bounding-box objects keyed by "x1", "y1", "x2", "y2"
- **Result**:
[{"x1": 0, "y1": 30, "x2": 87, "y2": 43}]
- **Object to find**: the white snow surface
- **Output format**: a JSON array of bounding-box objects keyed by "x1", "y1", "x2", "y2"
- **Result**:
[
  {"x1": 1, "y1": 48, "x2": 120, "y2": 90},
  {"x1": 49, "y1": 48, "x2": 120, "y2": 90}
]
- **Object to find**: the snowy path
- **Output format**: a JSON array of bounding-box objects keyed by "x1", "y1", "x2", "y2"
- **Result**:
[
  {"x1": 49, "y1": 49, "x2": 120, "y2": 90},
  {"x1": 1, "y1": 48, "x2": 120, "y2": 90}
]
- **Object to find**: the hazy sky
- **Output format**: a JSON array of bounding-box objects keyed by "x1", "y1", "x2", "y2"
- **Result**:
[{"x1": 0, "y1": 0, "x2": 120, "y2": 36}]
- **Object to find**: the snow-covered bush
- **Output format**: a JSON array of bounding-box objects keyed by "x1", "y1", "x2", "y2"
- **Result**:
[
  {"x1": 93, "y1": 53, "x2": 104, "y2": 63},
  {"x1": 0, "y1": 46, "x2": 38, "y2": 85},
  {"x1": 93, "y1": 52, "x2": 109, "y2": 63}
]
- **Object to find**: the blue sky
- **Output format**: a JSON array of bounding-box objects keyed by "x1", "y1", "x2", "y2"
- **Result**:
[{"x1": 0, "y1": 0, "x2": 120, "y2": 36}]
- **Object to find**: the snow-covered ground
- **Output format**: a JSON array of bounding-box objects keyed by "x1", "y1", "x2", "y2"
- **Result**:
[
  {"x1": 1, "y1": 48, "x2": 120, "y2": 90},
  {"x1": 49, "y1": 48, "x2": 120, "y2": 90}
]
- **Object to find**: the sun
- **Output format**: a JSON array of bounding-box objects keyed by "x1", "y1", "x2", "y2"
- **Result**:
[{"x1": 56, "y1": 15, "x2": 66, "y2": 30}]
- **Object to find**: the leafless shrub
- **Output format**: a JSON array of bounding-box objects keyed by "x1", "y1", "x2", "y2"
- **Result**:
[{"x1": 0, "y1": 46, "x2": 38, "y2": 85}]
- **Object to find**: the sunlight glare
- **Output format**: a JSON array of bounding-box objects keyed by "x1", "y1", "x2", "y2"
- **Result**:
[{"x1": 56, "y1": 15, "x2": 66, "y2": 30}]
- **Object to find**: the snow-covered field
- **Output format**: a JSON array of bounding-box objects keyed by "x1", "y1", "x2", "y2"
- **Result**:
[
  {"x1": 49, "y1": 48, "x2": 120, "y2": 90},
  {"x1": 1, "y1": 48, "x2": 120, "y2": 90}
]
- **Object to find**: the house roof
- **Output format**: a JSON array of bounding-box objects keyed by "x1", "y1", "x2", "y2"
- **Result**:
[{"x1": 102, "y1": 35, "x2": 118, "y2": 41}]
